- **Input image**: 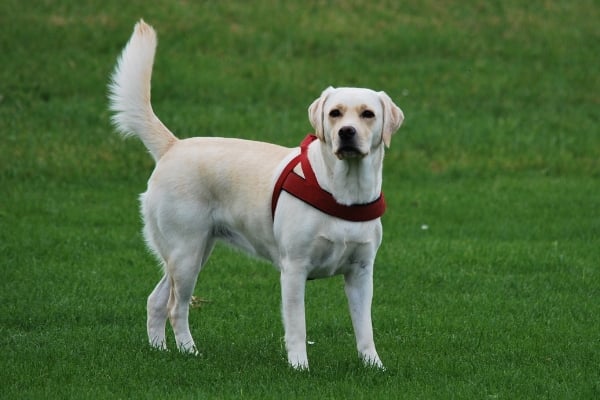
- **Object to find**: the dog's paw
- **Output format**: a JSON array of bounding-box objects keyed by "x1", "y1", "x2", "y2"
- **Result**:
[
  {"x1": 177, "y1": 342, "x2": 199, "y2": 356},
  {"x1": 288, "y1": 354, "x2": 310, "y2": 371},
  {"x1": 149, "y1": 338, "x2": 168, "y2": 352},
  {"x1": 361, "y1": 353, "x2": 385, "y2": 371}
]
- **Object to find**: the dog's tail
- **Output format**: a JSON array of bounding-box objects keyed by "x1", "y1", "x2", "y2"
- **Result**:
[{"x1": 108, "y1": 20, "x2": 177, "y2": 162}]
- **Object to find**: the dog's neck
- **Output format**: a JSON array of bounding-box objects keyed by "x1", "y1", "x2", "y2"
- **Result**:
[{"x1": 308, "y1": 140, "x2": 384, "y2": 206}]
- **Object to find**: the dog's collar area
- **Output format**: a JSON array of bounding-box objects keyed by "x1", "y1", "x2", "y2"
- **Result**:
[{"x1": 271, "y1": 134, "x2": 386, "y2": 222}]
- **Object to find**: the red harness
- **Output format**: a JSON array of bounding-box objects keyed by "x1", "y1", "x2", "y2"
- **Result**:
[{"x1": 271, "y1": 134, "x2": 386, "y2": 222}]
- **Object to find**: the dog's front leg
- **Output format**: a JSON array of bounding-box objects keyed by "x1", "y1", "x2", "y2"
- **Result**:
[
  {"x1": 344, "y1": 266, "x2": 384, "y2": 369},
  {"x1": 280, "y1": 268, "x2": 309, "y2": 370}
]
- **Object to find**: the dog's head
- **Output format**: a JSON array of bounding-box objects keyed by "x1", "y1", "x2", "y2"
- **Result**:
[{"x1": 308, "y1": 87, "x2": 404, "y2": 160}]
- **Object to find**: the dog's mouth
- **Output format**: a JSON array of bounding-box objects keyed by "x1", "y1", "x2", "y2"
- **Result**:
[{"x1": 335, "y1": 146, "x2": 367, "y2": 160}]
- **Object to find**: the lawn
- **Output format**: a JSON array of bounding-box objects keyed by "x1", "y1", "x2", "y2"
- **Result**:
[{"x1": 1, "y1": 1, "x2": 598, "y2": 398}]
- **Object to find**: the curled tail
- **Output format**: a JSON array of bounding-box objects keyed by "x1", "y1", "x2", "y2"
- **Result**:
[{"x1": 108, "y1": 20, "x2": 177, "y2": 162}]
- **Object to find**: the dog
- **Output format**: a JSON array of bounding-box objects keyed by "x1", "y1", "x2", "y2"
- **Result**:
[{"x1": 108, "y1": 20, "x2": 403, "y2": 370}]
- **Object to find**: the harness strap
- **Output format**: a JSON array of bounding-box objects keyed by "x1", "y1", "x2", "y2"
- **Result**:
[{"x1": 271, "y1": 135, "x2": 386, "y2": 222}]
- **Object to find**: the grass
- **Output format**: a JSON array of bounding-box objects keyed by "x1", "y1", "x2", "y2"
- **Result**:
[{"x1": 1, "y1": 0, "x2": 599, "y2": 398}]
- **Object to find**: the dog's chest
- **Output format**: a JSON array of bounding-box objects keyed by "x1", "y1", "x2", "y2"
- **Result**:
[{"x1": 305, "y1": 223, "x2": 380, "y2": 279}]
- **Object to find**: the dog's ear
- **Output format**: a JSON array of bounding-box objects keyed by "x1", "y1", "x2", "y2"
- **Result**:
[
  {"x1": 308, "y1": 86, "x2": 335, "y2": 141},
  {"x1": 378, "y1": 91, "x2": 404, "y2": 148}
]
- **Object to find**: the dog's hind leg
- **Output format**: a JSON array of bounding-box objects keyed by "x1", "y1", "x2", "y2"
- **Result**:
[
  {"x1": 147, "y1": 274, "x2": 170, "y2": 350},
  {"x1": 166, "y1": 234, "x2": 215, "y2": 355}
]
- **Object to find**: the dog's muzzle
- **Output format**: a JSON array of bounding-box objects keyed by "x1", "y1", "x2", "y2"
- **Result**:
[{"x1": 335, "y1": 126, "x2": 365, "y2": 159}]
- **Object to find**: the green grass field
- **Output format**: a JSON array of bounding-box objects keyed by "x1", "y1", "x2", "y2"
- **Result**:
[{"x1": 1, "y1": 1, "x2": 598, "y2": 398}]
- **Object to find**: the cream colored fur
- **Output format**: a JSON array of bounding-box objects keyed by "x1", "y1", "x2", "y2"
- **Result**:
[{"x1": 109, "y1": 20, "x2": 403, "y2": 370}]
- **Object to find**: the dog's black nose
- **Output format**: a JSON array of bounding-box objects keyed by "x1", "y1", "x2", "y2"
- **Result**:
[{"x1": 338, "y1": 126, "x2": 356, "y2": 140}]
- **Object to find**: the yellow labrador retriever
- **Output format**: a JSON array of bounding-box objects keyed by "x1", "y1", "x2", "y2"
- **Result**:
[{"x1": 109, "y1": 20, "x2": 403, "y2": 370}]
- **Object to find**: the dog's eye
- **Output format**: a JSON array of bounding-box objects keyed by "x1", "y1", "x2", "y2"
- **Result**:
[
  {"x1": 361, "y1": 110, "x2": 375, "y2": 119},
  {"x1": 329, "y1": 109, "x2": 342, "y2": 118}
]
